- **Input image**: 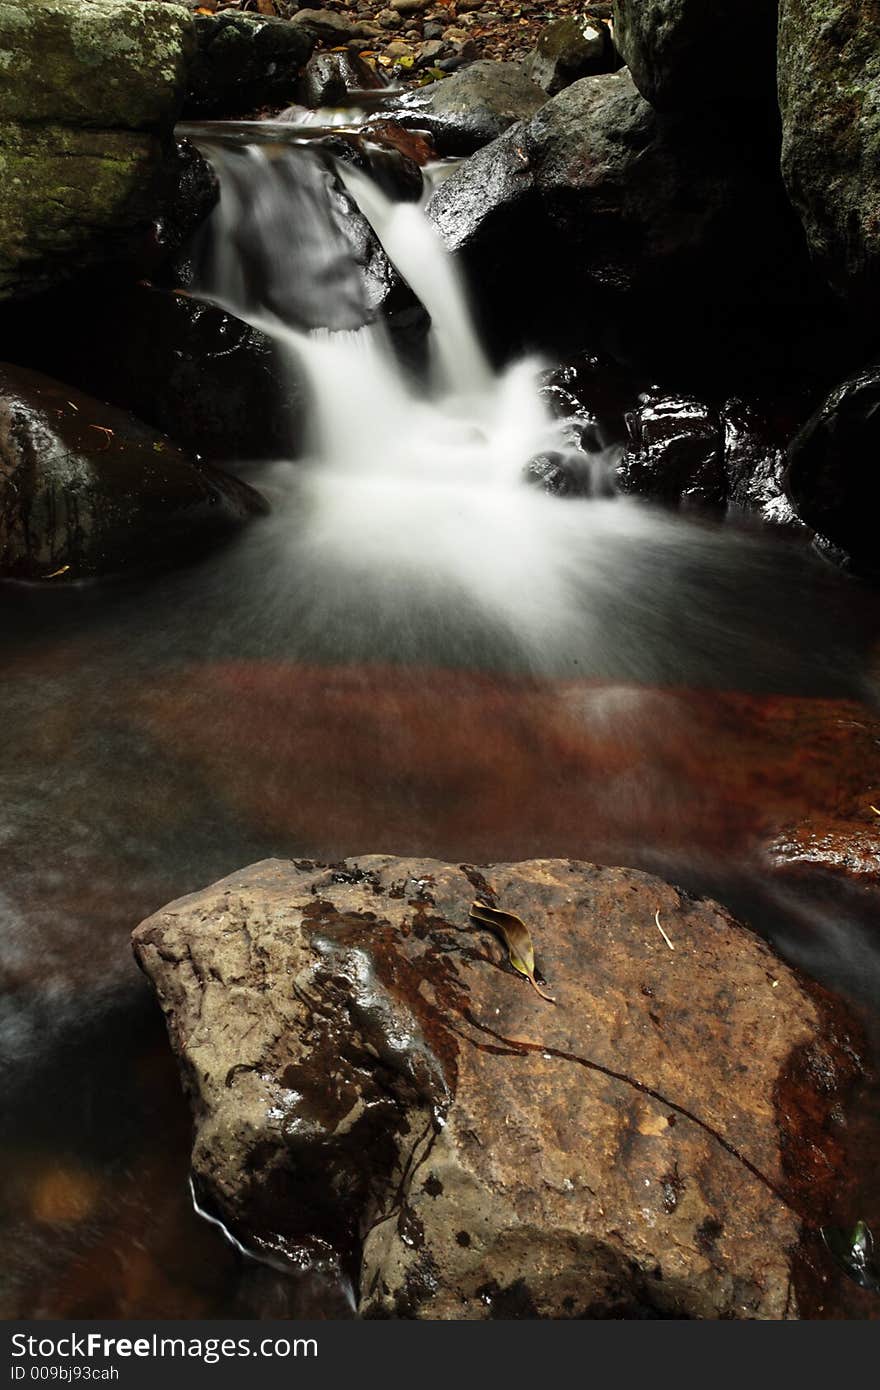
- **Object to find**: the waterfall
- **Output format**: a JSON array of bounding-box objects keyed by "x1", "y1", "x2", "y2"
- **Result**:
[{"x1": 185, "y1": 128, "x2": 853, "y2": 688}]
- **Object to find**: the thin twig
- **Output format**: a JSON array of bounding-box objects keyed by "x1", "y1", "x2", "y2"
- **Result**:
[{"x1": 654, "y1": 908, "x2": 674, "y2": 951}]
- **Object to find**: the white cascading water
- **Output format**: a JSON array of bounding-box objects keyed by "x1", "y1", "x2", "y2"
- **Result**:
[
  {"x1": 189, "y1": 134, "x2": 841, "y2": 684},
  {"x1": 190, "y1": 137, "x2": 664, "y2": 667}
]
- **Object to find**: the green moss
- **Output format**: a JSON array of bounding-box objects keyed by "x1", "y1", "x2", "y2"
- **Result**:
[{"x1": 0, "y1": 123, "x2": 161, "y2": 297}]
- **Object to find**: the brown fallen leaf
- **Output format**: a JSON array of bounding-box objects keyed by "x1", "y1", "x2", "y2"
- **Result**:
[{"x1": 469, "y1": 900, "x2": 556, "y2": 1003}]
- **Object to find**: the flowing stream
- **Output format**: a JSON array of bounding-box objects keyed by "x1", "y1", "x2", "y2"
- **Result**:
[{"x1": 1, "y1": 118, "x2": 879, "y2": 1318}]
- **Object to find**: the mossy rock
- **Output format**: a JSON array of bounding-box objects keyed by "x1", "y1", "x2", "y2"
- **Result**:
[
  {"x1": 0, "y1": 0, "x2": 193, "y2": 130},
  {"x1": 778, "y1": 0, "x2": 880, "y2": 319}
]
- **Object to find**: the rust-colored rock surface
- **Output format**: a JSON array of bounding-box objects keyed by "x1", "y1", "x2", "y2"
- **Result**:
[
  {"x1": 133, "y1": 855, "x2": 868, "y2": 1320},
  {"x1": 135, "y1": 665, "x2": 880, "y2": 889}
]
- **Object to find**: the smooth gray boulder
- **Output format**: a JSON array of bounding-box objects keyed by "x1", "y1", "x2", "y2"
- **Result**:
[
  {"x1": 0, "y1": 363, "x2": 266, "y2": 581},
  {"x1": 379, "y1": 60, "x2": 548, "y2": 155},
  {"x1": 428, "y1": 71, "x2": 815, "y2": 324}
]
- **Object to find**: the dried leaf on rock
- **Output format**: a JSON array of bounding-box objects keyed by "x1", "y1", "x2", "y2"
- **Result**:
[{"x1": 469, "y1": 900, "x2": 555, "y2": 1003}]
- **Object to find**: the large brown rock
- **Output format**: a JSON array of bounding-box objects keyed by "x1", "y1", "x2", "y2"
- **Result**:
[{"x1": 133, "y1": 855, "x2": 868, "y2": 1319}]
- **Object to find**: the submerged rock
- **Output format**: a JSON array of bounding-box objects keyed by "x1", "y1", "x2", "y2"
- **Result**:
[
  {"x1": 784, "y1": 362, "x2": 880, "y2": 576},
  {"x1": 379, "y1": 60, "x2": 548, "y2": 155},
  {"x1": 778, "y1": 0, "x2": 880, "y2": 321},
  {"x1": 523, "y1": 16, "x2": 619, "y2": 96},
  {"x1": 612, "y1": 0, "x2": 778, "y2": 111},
  {"x1": 0, "y1": 364, "x2": 266, "y2": 581},
  {"x1": 0, "y1": 0, "x2": 194, "y2": 300},
  {"x1": 186, "y1": 12, "x2": 317, "y2": 117},
  {"x1": 133, "y1": 855, "x2": 868, "y2": 1319}
]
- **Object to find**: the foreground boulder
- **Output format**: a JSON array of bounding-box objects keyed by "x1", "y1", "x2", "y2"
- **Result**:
[
  {"x1": 428, "y1": 71, "x2": 826, "y2": 366},
  {"x1": 778, "y1": 0, "x2": 880, "y2": 320},
  {"x1": 0, "y1": 0, "x2": 193, "y2": 299},
  {"x1": 133, "y1": 855, "x2": 868, "y2": 1319},
  {"x1": 612, "y1": 0, "x2": 778, "y2": 111},
  {"x1": 784, "y1": 362, "x2": 880, "y2": 576},
  {"x1": 0, "y1": 364, "x2": 266, "y2": 580},
  {"x1": 185, "y1": 12, "x2": 317, "y2": 117},
  {"x1": 379, "y1": 60, "x2": 548, "y2": 155}
]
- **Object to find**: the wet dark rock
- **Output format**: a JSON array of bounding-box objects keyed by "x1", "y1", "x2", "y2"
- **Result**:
[
  {"x1": 523, "y1": 16, "x2": 619, "y2": 96},
  {"x1": 540, "y1": 351, "x2": 647, "y2": 441},
  {"x1": 612, "y1": 0, "x2": 778, "y2": 112},
  {"x1": 4, "y1": 284, "x2": 306, "y2": 467},
  {"x1": 301, "y1": 129, "x2": 424, "y2": 202},
  {"x1": 150, "y1": 139, "x2": 220, "y2": 278},
  {"x1": 133, "y1": 854, "x2": 869, "y2": 1319},
  {"x1": 784, "y1": 362, "x2": 880, "y2": 576},
  {"x1": 296, "y1": 51, "x2": 386, "y2": 108},
  {"x1": 379, "y1": 60, "x2": 548, "y2": 155},
  {"x1": 0, "y1": 1, "x2": 194, "y2": 301},
  {"x1": 618, "y1": 391, "x2": 809, "y2": 527},
  {"x1": 778, "y1": 0, "x2": 880, "y2": 322},
  {"x1": 0, "y1": 364, "x2": 266, "y2": 582},
  {"x1": 186, "y1": 13, "x2": 317, "y2": 117},
  {"x1": 428, "y1": 70, "x2": 829, "y2": 372},
  {"x1": 723, "y1": 399, "x2": 808, "y2": 532},
  {"x1": 523, "y1": 450, "x2": 615, "y2": 499},
  {"x1": 619, "y1": 393, "x2": 726, "y2": 510}
]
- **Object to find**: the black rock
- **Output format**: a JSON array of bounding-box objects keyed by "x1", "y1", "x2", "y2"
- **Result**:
[
  {"x1": 785, "y1": 363, "x2": 880, "y2": 575},
  {"x1": 296, "y1": 51, "x2": 385, "y2": 108},
  {"x1": 150, "y1": 139, "x2": 220, "y2": 280},
  {"x1": 186, "y1": 13, "x2": 317, "y2": 117},
  {"x1": 0, "y1": 284, "x2": 306, "y2": 467},
  {"x1": 618, "y1": 392, "x2": 726, "y2": 510},
  {"x1": 0, "y1": 363, "x2": 266, "y2": 582},
  {"x1": 724, "y1": 398, "x2": 807, "y2": 532}
]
